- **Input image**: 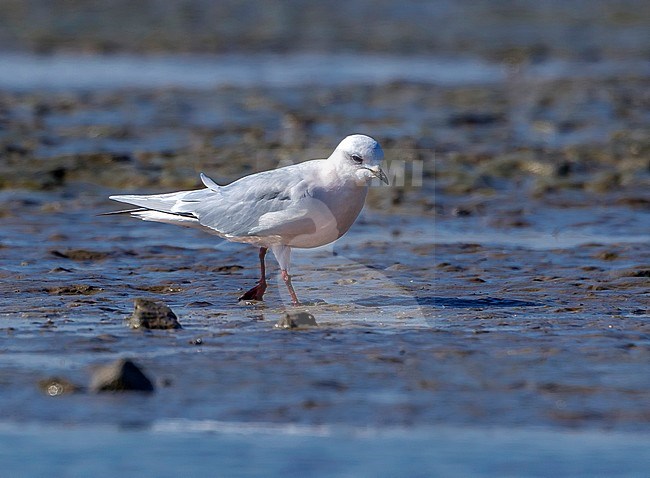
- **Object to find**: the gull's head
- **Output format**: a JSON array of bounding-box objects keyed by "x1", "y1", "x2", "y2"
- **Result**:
[{"x1": 331, "y1": 134, "x2": 389, "y2": 185}]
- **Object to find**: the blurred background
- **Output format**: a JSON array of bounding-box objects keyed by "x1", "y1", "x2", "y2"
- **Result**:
[
  {"x1": 0, "y1": 0, "x2": 648, "y2": 210},
  {"x1": 0, "y1": 0, "x2": 648, "y2": 58}
]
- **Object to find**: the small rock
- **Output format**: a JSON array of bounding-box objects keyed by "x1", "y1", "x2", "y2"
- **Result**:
[
  {"x1": 311, "y1": 379, "x2": 347, "y2": 391},
  {"x1": 335, "y1": 278, "x2": 357, "y2": 284},
  {"x1": 275, "y1": 311, "x2": 318, "y2": 329},
  {"x1": 384, "y1": 263, "x2": 409, "y2": 271},
  {"x1": 630, "y1": 270, "x2": 650, "y2": 278},
  {"x1": 595, "y1": 251, "x2": 619, "y2": 261},
  {"x1": 46, "y1": 284, "x2": 103, "y2": 295},
  {"x1": 213, "y1": 265, "x2": 244, "y2": 273},
  {"x1": 90, "y1": 358, "x2": 154, "y2": 393},
  {"x1": 187, "y1": 301, "x2": 213, "y2": 307},
  {"x1": 451, "y1": 207, "x2": 472, "y2": 217},
  {"x1": 38, "y1": 377, "x2": 81, "y2": 396},
  {"x1": 50, "y1": 249, "x2": 111, "y2": 261},
  {"x1": 449, "y1": 112, "x2": 503, "y2": 126},
  {"x1": 128, "y1": 298, "x2": 181, "y2": 329}
]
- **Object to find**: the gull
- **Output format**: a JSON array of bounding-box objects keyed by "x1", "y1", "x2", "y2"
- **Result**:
[{"x1": 108, "y1": 134, "x2": 388, "y2": 305}]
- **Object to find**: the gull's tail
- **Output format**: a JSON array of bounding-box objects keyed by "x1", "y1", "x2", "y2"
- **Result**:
[
  {"x1": 105, "y1": 173, "x2": 220, "y2": 227},
  {"x1": 109, "y1": 190, "x2": 194, "y2": 213}
]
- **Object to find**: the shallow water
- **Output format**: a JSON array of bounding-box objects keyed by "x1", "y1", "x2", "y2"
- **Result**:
[
  {"x1": 1, "y1": 187, "x2": 648, "y2": 433},
  {"x1": 1, "y1": 422, "x2": 649, "y2": 478},
  {"x1": 0, "y1": 53, "x2": 508, "y2": 90},
  {"x1": 2, "y1": 53, "x2": 649, "y2": 91},
  {"x1": 1, "y1": 15, "x2": 649, "y2": 473}
]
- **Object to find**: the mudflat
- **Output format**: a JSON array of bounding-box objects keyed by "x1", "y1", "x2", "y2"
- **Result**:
[{"x1": 0, "y1": 1, "x2": 648, "y2": 475}]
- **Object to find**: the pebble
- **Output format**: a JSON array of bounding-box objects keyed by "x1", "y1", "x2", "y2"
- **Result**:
[
  {"x1": 275, "y1": 311, "x2": 318, "y2": 329},
  {"x1": 50, "y1": 249, "x2": 111, "y2": 261},
  {"x1": 90, "y1": 358, "x2": 154, "y2": 393},
  {"x1": 128, "y1": 298, "x2": 182, "y2": 329},
  {"x1": 46, "y1": 284, "x2": 103, "y2": 295}
]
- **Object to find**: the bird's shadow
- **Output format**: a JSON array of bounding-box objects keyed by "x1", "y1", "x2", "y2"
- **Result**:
[{"x1": 355, "y1": 296, "x2": 544, "y2": 308}]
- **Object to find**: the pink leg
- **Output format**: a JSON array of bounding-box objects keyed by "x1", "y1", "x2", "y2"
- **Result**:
[
  {"x1": 238, "y1": 247, "x2": 268, "y2": 302},
  {"x1": 281, "y1": 269, "x2": 300, "y2": 306}
]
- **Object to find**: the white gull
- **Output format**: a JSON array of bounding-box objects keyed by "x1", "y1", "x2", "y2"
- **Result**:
[{"x1": 108, "y1": 134, "x2": 388, "y2": 305}]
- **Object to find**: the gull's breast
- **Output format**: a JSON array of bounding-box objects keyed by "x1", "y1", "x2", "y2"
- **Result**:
[{"x1": 285, "y1": 183, "x2": 369, "y2": 248}]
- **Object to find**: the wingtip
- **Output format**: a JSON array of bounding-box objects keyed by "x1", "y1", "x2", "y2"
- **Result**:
[
  {"x1": 97, "y1": 207, "x2": 146, "y2": 216},
  {"x1": 200, "y1": 172, "x2": 221, "y2": 191}
]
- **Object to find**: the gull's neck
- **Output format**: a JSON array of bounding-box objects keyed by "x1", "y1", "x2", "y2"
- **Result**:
[{"x1": 327, "y1": 151, "x2": 368, "y2": 186}]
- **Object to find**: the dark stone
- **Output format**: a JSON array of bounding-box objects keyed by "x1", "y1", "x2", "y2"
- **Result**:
[
  {"x1": 90, "y1": 358, "x2": 154, "y2": 393},
  {"x1": 311, "y1": 379, "x2": 348, "y2": 391},
  {"x1": 275, "y1": 311, "x2": 318, "y2": 329},
  {"x1": 49, "y1": 167, "x2": 67, "y2": 185},
  {"x1": 110, "y1": 153, "x2": 132, "y2": 163},
  {"x1": 4, "y1": 144, "x2": 30, "y2": 156},
  {"x1": 213, "y1": 265, "x2": 244, "y2": 273},
  {"x1": 128, "y1": 298, "x2": 182, "y2": 329},
  {"x1": 555, "y1": 161, "x2": 572, "y2": 177},
  {"x1": 449, "y1": 113, "x2": 503, "y2": 126},
  {"x1": 50, "y1": 249, "x2": 111, "y2": 261},
  {"x1": 596, "y1": 251, "x2": 619, "y2": 261},
  {"x1": 187, "y1": 301, "x2": 213, "y2": 307},
  {"x1": 451, "y1": 207, "x2": 472, "y2": 217},
  {"x1": 630, "y1": 270, "x2": 650, "y2": 278},
  {"x1": 46, "y1": 284, "x2": 103, "y2": 295}
]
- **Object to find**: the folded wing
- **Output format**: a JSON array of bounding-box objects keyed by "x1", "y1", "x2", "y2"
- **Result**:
[{"x1": 109, "y1": 165, "x2": 319, "y2": 242}]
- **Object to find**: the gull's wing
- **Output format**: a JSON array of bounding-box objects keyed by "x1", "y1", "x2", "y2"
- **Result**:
[
  {"x1": 110, "y1": 160, "x2": 331, "y2": 243},
  {"x1": 180, "y1": 161, "x2": 326, "y2": 240}
]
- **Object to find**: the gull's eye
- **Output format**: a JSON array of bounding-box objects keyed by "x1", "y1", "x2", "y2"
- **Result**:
[{"x1": 351, "y1": 154, "x2": 363, "y2": 164}]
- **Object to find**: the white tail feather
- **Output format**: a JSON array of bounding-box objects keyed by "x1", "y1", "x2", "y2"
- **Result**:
[{"x1": 110, "y1": 190, "x2": 194, "y2": 212}]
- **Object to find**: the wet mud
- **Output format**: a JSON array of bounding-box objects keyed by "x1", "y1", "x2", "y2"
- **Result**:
[
  {"x1": 0, "y1": 5, "x2": 649, "y2": 436},
  {"x1": 0, "y1": 172, "x2": 648, "y2": 432}
]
